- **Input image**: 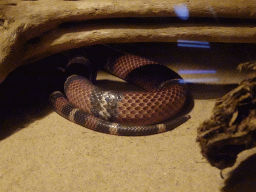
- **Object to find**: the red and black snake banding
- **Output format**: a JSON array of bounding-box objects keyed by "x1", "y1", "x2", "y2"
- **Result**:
[{"x1": 49, "y1": 46, "x2": 190, "y2": 136}]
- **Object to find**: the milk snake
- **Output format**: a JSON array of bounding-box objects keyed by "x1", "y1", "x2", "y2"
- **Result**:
[{"x1": 49, "y1": 45, "x2": 190, "y2": 136}]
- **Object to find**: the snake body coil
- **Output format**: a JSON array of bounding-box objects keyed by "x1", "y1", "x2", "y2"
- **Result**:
[{"x1": 50, "y1": 47, "x2": 190, "y2": 136}]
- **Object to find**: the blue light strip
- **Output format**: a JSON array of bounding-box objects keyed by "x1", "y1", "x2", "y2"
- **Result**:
[
  {"x1": 178, "y1": 70, "x2": 217, "y2": 74},
  {"x1": 177, "y1": 40, "x2": 210, "y2": 45},
  {"x1": 183, "y1": 78, "x2": 219, "y2": 83},
  {"x1": 177, "y1": 40, "x2": 210, "y2": 48},
  {"x1": 177, "y1": 44, "x2": 210, "y2": 48}
]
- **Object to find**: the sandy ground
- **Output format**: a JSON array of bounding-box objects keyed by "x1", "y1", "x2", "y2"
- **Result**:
[{"x1": 0, "y1": 43, "x2": 256, "y2": 191}]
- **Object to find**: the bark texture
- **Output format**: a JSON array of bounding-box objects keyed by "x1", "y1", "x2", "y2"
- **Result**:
[
  {"x1": 197, "y1": 62, "x2": 256, "y2": 169},
  {"x1": 1, "y1": 0, "x2": 256, "y2": 82}
]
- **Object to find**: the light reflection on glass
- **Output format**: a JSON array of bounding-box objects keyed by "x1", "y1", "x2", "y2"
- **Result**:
[
  {"x1": 177, "y1": 40, "x2": 210, "y2": 49},
  {"x1": 183, "y1": 78, "x2": 219, "y2": 83},
  {"x1": 177, "y1": 40, "x2": 210, "y2": 45},
  {"x1": 178, "y1": 70, "x2": 217, "y2": 74},
  {"x1": 177, "y1": 44, "x2": 211, "y2": 48},
  {"x1": 173, "y1": 4, "x2": 217, "y2": 83},
  {"x1": 178, "y1": 79, "x2": 186, "y2": 84},
  {"x1": 173, "y1": 4, "x2": 189, "y2": 20}
]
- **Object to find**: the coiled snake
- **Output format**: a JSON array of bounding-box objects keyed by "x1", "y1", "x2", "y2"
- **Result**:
[{"x1": 49, "y1": 46, "x2": 190, "y2": 136}]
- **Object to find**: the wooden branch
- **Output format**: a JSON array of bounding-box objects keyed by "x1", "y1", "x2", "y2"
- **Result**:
[{"x1": 1, "y1": 0, "x2": 256, "y2": 82}]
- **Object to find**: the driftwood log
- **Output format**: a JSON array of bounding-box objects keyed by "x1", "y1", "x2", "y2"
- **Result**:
[{"x1": 1, "y1": 0, "x2": 256, "y2": 83}]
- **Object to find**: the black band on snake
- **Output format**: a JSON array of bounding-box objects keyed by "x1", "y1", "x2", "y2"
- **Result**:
[{"x1": 49, "y1": 46, "x2": 190, "y2": 136}]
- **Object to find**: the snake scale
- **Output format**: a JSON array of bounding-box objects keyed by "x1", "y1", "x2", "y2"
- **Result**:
[{"x1": 49, "y1": 45, "x2": 190, "y2": 136}]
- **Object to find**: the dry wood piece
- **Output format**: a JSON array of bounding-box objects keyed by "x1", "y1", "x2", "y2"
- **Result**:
[
  {"x1": 1, "y1": 0, "x2": 256, "y2": 84},
  {"x1": 197, "y1": 62, "x2": 256, "y2": 169}
]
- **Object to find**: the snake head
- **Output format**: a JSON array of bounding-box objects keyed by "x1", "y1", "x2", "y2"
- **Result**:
[{"x1": 65, "y1": 56, "x2": 98, "y2": 84}]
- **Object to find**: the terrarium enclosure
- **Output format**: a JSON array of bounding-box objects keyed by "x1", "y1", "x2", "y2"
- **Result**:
[{"x1": 0, "y1": 0, "x2": 256, "y2": 191}]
